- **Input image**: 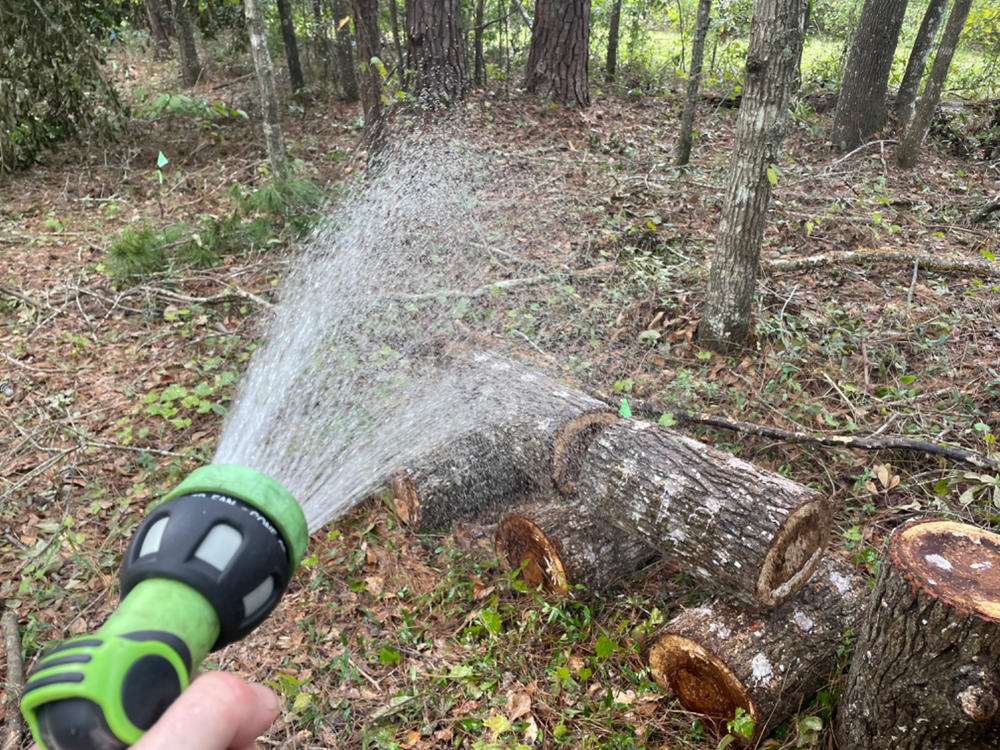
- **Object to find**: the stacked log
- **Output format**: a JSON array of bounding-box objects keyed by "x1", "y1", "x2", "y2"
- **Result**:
[
  {"x1": 648, "y1": 554, "x2": 866, "y2": 743},
  {"x1": 836, "y1": 519, "x2": 1000, "y2": 750}
]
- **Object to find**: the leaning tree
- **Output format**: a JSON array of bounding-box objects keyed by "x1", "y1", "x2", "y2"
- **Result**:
[{"x1": 524, "y1": 0, "x2": 591, "y2": 107}]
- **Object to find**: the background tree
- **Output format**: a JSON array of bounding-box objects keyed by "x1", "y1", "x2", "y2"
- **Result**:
[
  {"x1": 525, "y1": 0, "x2": 591, "y2": 106},
  {"x1": 894, "y1": 0, "x2": 949, "y2": 129},
  {"x1": 405, "y1": 0, "x2": 469, "y2": 104},
  {"x1": 698, "y1": 0, "x2": 808, "y2": 351},
  {"x1": 830, "y1": 0, "x2": 909, "y2": 150},
  {"x1": 172, "y1": 0, "x2": 203, "y2": 86},
  {"x1": 331, "y1": 0, "x2": 359, "y2": 101},
  {"x1": 605, "y1": 0, "x2": 623, "y2": 82},
  {"x1": 473, "y1": 0, "x2": 486, "y2": 87},
  {"x1": 245, "y1": 0, "x2": 288, "y2": 177},
  {"x1": 146, "y1": 0, "x2": 172, "y2": 60},
  {"x1": 897, "y1": 0, "x2": 975, "y2": 168},
  {"x1": 276, "y1": 0, "x2": 306, "y2": 92},
  {"x1": 674, "y1": 0, "x2": 713, "y2": 165},
  {"x1": 352, "y1": 0, "x2": 387, "y2": 154}
]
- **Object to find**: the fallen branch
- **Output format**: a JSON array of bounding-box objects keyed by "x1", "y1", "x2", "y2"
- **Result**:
[
  {"x1": 392, "y1": 264, "x2": 613, "y2": 304},
  {"x1": 762, "y1": 248, "x2": 1000, "y2": 278},
  {"x1": 2, "y1": 607, "x2": 25, "y2": 750},
  {"x1": 631, "y1": 400, "x2": 1000, "y2": 473},
  {"x1": 972, "y1": 196, "x2": 1000, "y2": 224}
]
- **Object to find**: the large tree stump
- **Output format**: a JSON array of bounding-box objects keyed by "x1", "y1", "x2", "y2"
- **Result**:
[
  {"x1": 648, "y1": 554, "x2": 866, "y2": 744},
  {"x1": 495, "y1": 499, "x2": 657, "y2": 594},
  {"x1": 391, "y1": 352, "x2": 617, "y2": 530},
  {"x1": 836, "y1": 519, "x2": 1000, "y2": 750},
  {"x1": 576, "y1": 419, "x2": 831, "y2": 608}
]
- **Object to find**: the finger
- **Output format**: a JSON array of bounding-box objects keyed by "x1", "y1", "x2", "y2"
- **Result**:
[{"x1": 133, "y1": 672, "x2": 280, "y2": 750}]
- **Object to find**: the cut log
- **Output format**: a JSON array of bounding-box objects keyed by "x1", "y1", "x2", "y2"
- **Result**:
[
  {"x1": 835, "y1": 518, "x2": 1000, "y2": 750},
  {"x1": 576, "y1": 419, "x2": 831, "y2": 608},
  {"x1": 391, "y1": 352, "x2": 617, "y2": 530},
  {"x1": 648, "y1": 554, "x2": 867, "y2": 744},
  {"x1": 495, "y1": 499, "x2": 657, "y2": 594}
]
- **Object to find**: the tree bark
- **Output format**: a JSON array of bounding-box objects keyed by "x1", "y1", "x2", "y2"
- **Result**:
[
  {"x1": 649, "y1": 554, "x2": 866, "y2": 744},
  {"x1": 524, "y1": 0, "x2": 591, "y2": 107},
  {"x1": 697, "y1": 0, "x2": 807, "y2": 352},
  {"x1": 312, "y1": 0, "x2": 332, "y2": 82},
  {"x1": 172, "y1": 0, "x2": 202, "y2": 87},
  {"x1": 351, "y1": 0, "x2": 387, "y2": 154},
  {"x1": 836, "y1": 519, "x2": 1000, "y2": 750},
  {"x1": 575, "y1": 419, "x2": 831, "y2": 608},
  {"x1": 388, "y1": 0, "x2": 405, "y2": 79},
  {"x1": 245, "y1": 0, "x2": 288, "y2": 178},
  {"x1": 405, "y1": 0, "x2": 469, "y2": 105},
  {"x1": 330, "y1": 0, "x2": 359, "y2": 102},
  {"x1": 674, "y1": 0, "x2": 713, "y2": 166},
  {"x1": 496, "y1": 499, "x2": 657, "y2": 594},
  {"x1": 146, "y1": 0, "x2": 172, "y2": 60},
  {"x1": 830, "y1": 0, "x2": 909, "y2": 150},
  {"x1": 390, "y1": 352, "x2": 618, "y2": 530},
  {"x1": 473, "y1": 0, "x2": 486, "y2": 87},
  {"x1": 605, "y1": 0, "x2": 622, "y2": 82},
  {"x1": 897, "y1": 0, "x2": 974, "y2": 169},
  {"x1": 276, "y1": 0, "x2": 306, "y2": 92},
  {"x1": 894, "y1": 0, "x2": 948, "y2": 129}
]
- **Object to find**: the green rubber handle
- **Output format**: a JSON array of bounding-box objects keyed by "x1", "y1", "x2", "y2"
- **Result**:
[{"x1": 21, "y1": 578, "x2": 218, "y2": 749}]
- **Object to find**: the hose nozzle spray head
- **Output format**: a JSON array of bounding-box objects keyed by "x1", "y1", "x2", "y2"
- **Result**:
[{"x1": 21, "y1": 464, "x2": 308, "y2": 750}]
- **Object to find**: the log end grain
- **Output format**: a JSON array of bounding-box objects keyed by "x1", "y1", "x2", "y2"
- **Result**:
[
  {"x1": 757, "y1": 496, "x2": 832, "y2": 608},
  {"x1": 495, "y1": 513, "x2": 569, "y2": 595},
  {"x1": 551, "y1": 410, "x2": 619, "y2": 494},
  {"x1": 892, "y1": 518, "x2": 1000, "y2": 623}
]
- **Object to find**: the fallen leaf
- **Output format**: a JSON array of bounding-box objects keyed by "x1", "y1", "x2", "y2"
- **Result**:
[{"x1": 506, "y1": 690, "x2": 532, "y2": 721}]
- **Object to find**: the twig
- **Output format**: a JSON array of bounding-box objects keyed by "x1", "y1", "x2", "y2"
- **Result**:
[
  {"x1": 826, "y1": 139, "x2": 899, "y2": 169},
  {"x1": 630, "y1": 400, "x2": 1000, "y2": 473},
  {"x1": 138, "y1": 284, "x2": 274, "y2": 309},
  {"x1": 2, "y1": 607, "x2": 25, "y2": 750},
  {"x1": 906, "y1": 256, "x2": 919, "y2": 308},
  {"x1": 393, "y1": 264, "x2": 613, "y2": 303},
  {"x1": 762, "y1": 248, "x2": 1000, "y2": 278}
]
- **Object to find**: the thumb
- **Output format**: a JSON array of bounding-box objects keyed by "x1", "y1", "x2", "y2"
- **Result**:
[{"x1": 133, "y1": 671, "x2": 280, "y2": 750}]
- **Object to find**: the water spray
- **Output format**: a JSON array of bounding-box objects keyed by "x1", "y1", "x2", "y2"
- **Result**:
[{"x1": 20, "y1": 464, "x2": 308, "y2": 750}]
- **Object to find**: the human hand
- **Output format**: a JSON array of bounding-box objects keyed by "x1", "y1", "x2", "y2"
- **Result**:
[{"x1": 29, "y1": 672, "x2": 280, "y2": 750}]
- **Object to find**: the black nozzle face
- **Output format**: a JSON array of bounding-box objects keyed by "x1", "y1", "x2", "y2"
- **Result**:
[
  {"x1": 120, "y1": 492, "x2": 292, "y2": 648},
  {"x1": 36, "y1": 698, "x2": 128, "y2": 750}
]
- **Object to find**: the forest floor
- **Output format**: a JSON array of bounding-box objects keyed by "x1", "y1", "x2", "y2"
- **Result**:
[{"x1": 2, "y1": 52, "x2": 999, "y2": 750}]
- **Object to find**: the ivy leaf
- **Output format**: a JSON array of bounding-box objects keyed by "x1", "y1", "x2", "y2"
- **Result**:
[{"x1": 658, "y1": 412, "x2": 677, "y2": 427}]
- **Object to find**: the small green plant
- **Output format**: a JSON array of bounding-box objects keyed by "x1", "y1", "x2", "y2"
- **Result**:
[{"x1": 716, "y1": 706, "x2": 755, "y2": 748}]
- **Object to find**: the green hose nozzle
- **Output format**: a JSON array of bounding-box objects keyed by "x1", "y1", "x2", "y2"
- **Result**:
[{"x1": 20, "y1": 464, "x2": 308, "y2": 750}]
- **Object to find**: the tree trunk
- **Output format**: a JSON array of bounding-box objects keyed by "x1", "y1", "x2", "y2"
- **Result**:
[
  {"x1": 674, "y1": 0, "x2": 713, "y2": 166},
  {"x1": 830, "y1": 0, "x2": 909, "y2": 150},
  {"x1": 312, "y1": 0, "x2": 332, "y2": 83},
  {"x1": 388, "y1": 0, "x2": 405, "y2": 79},
  {"x1": 276, "y1": 0, "x2": 306, "y2": 92},
  {"x1": 605, "y1": 0, "x2": 622, "y2": 82},
  {"x1": 896, "y1": 0, "x2": 974, "y2": 169},
  {"x1": 172, "y1": 0, "x2": 202, "y2": 87},
  {"x1": 245, "y1": 0, "x2": 288, "y2": 178},
  {"x1": 146, "y1": 0, "x2": 172, "y2": 60},
  {"x1": 330, "y1": 0, "x2": 359, "y2": 102},
  {"x1": 649, "y1": 554, "x2": 866, "y2": 745},
  {"x1": 473, "y1": 0, "x2": 486, "y2": 86},
  {"x1": 496, "y1": 500, "x2": 657, "y2": 594},
  {"x1": 390, "y1": 352, "x2": 618, "y2": 530},
  {"x1": 894, "y1": 0, "x2": 948, "y2": 129},
  {"x1": 405, "y1": 0, "x2": 469, "y2": 105},
  {"x1": 575, "y1": 419, "x2": 831, "y2": 608},
  {"x1": 697, "y1": 0, "x2": 807, "y2": 352},
  {"x1": 524, "y1": 0, "x2": 591, "y2": 107},
  {"x1": 836, "y1": 519, "x2": 1000, "y2": 750},
  {"x1": 351, "y1": 0, "x2": 386, "y2": 154}
]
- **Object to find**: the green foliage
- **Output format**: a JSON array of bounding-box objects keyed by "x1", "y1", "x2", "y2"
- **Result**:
[{"x1": 0, "y1": 0, "x2": 124, "y2": 171}]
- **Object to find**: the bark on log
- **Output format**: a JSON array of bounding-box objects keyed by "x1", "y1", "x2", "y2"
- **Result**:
[
  {"x1": 648, "y1": 554, "x2": 866, "y2": 744},
  {"x1": 495, "y1": 499, "x2": 657, "y2": 594},
  {"x1": 391, "y1": 352, "x2": 617, "y2": 530},
  {"x1": 835, "y1": 518, "x2": 1000, "y2": 750},
  {"x1": 576, "y1": 419, "x2": 831, "y2": 608}
]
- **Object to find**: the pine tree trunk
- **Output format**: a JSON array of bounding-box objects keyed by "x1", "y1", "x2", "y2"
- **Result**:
[
  {"x1": 406, "y1": 0, "x2": 469, "y2": 105},
  {"x1": 674, "y1": 0, "x2": 713, "y2": 166},
  {"x1": 835, "y1": 519, "x2": 1000, "y2": 750},
  {"x1": 276, "y1": 0, "x2": 306, "y2": 92},
  {"x1": 697, "y1": 0, "x2": 807, "y2": 351},
  {"x1": 388, "y1": 0, "x2": 405, "y2": 78},
  {"x1": 245, "y1": 0, "x2": 288, "y2": 178},
  {"x1": 172, "y1": 0, "x2": 202, "y2": 87},
  {"x1": 146, "y1": 0, "x2": 172, "y2": 60},
  {"x1": 897, "y1": 0, "x2": 974, "y2": 169},
  {"x1": 894, "y1": 0, "x2": 948, "y2": 129},
  {"x1": 312, "y1": 0, "x2": 332, "y2": 83},
  {"x1": 473, "y1": 0, "x2": 486, "y2": 86},
  {"x1": 830, "y1": 0, "x2": 909, "y2": 150},
  {"x1": 496, "y1": 500, "x2": 657, "y2": 594},
  {"x1": 351, "y1": 0, "x2": 386, "y2": 154},
  {"x1": 330, "y1": 0, "x2": 359, "y2": 102},
  {"x1": 650, "y1": 555, "x2": 866, "y2": 744},
  {"x1": 575, "y1": 419, "x2": 831, "y2": 608},
  {"x1": 524, "y1": 0, "x2": 591, "y2": 107},
  {"x1": 605, "y1": 0, "x2": 622, "y2": 82}
]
